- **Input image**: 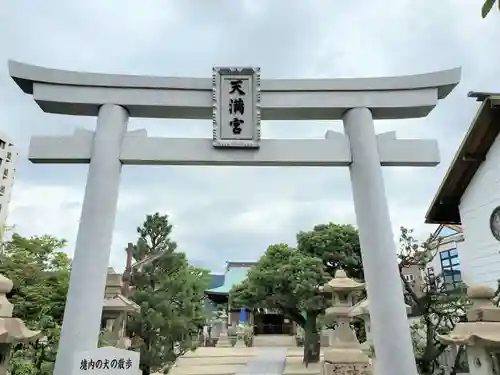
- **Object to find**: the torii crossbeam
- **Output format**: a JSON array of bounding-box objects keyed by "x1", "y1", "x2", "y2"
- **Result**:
[{"x1": 29, "y1": 128, "x2": 439, "y2": 167}]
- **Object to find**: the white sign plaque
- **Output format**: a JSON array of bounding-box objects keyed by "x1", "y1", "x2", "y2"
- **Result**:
[
  {"x1": 72, "y1": 347, "x2": 140, "y2": 375},
  {"x1": 212, "y1": 67, "x2": 261, "y2": 148}
]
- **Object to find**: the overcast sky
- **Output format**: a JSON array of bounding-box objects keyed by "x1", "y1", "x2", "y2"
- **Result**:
[{"x1": 1, "y1": 0, "x2": 498, "y2": 273}]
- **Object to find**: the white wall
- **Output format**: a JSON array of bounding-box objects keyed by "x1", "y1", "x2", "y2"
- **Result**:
[
  {"x1": 460, "y1": 131, "x2": 500, "y2": 289},
  {"x1": 0, "y1": 132, "x2": 17, "y2": 237}
]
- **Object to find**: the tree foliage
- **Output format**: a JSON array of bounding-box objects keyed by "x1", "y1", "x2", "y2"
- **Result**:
[
  {"x1": 398, "y1": 227, "x2": 469, "y2": 375},
  {"x1": 231, "y1": 244, "x2": 329, "y2": 322},
  {"x1": 9, "y1": 315, "x2": 61, "y2": 375},
  {"x1": 0, "y1": 233, "x2": 70, "y2": 375},
  {"x1": 128, "y1": 213, "x2": 210, "y2": 375},
  {"x1": 482, "y1": 0, "x2": 500, "y2": 18},
  {"x1": 231, "y1": 243, "x2": 330, "y2": 363},
  {"x1": 231, "y1": 224, "x2": 363, "y2": 363},
  {"x1": 132, "y1": 212, "x2": 177, "y2": 262},
  {"x1": 297, "y1": 223, "x2": 363, "y2": 279}
]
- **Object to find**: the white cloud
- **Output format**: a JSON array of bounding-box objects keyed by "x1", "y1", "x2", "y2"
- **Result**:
[
  {"x1": 8, "y1": 183, "x2": 145, "y2": 267},
  {"x1": 9, "y1": 185, "x2": 83, "y2": 240}
]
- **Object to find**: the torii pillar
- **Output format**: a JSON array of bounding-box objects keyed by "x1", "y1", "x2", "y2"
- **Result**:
[{"x1": 7, "y1": 60, "x2": 461, "y2": 375}]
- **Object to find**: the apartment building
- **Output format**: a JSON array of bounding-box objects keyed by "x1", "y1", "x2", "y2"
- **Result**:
[
  {"x1": 401, "y1": 264, "x2": 426, "y2": 298},
  {"x1": 0, "y1": 132, "x2": 17, "y2": 236}
]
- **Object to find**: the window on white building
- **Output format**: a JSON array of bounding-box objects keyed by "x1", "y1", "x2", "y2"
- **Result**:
[
  {"x1": 6, "y1": 152, "x2": 12, "y2": 162},
  {"x1": 3, "y1": 169, "x2": 8, "y2": 179},
  {"x1": 440, "y1": 247, "x2": 462, "y2": 290}
]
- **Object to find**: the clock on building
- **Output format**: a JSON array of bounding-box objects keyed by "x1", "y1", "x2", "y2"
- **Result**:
[{"x1": 490, "y1": 206, "x2": 500, "y2": 241}]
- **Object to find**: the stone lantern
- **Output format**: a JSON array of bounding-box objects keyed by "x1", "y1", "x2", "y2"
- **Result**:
[
  {"x1": 216, "y1": 311, "x2": 231, "y2": 347},
  {"x1": 348, "y1": 299, "x2": 373, "y2": 357},
  {"x1": 320, "y1": 269, "x2": 372, "y2": 375},
  {"x1": 438, "y1": 284, "x2": 500, "y2": 375},
  {"x1": 0, "y1": 273, "x2": 41, "y2": 375},
  {"x1": 101, "y1": 267, "x2": 140, "y2": 349}
]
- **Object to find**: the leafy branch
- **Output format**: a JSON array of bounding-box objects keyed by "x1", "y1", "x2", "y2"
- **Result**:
[{"x1": 482, "y1": 0, "x2": 500, "y2": 18}]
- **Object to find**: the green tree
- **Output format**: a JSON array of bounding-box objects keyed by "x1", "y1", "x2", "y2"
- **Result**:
[
  {"x1": 132, "y1": 212, "x2": 178, "y2": 262},
  {"x1": 0, "y1": 233, "x2": 70, "y2": 375},
  {"x1": 297, "y1": 223, "x2": 363, "y2": 279},
  {"x1": 0, "y1": 233, "x2": 69, "y2": 324},
  {"x1": 482, "y1": 0, "x2": 499, "y2": 18},
  {"x1": 398, "y1": 227, "x2": 469, "y2": 375},
  {"x1": 230, "y1": 244, "x2": 329, "y2": 363},
  {"x1": 9, "y1": 315, "x2": 61, "y2": 375},
  {"x1": 128, "y1": 213, "x2": 210, "y2": 375}
]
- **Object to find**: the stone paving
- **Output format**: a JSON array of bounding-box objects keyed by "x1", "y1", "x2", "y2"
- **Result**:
[
  {"x1": 169, "y1": 348, "x2": 256, "y2": 375},
  {"x1": 168, "y1": 346, "x2": 322, "y2": 375},
  {"x1": 282, "y1": 349, "x2": 322, "y2": 375},
  {"x1": 235, "y1": 348, "x2": 287, "y2": 375}
]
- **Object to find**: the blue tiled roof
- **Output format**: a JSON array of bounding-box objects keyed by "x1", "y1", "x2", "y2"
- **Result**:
[
  {"x1": 209, "y1": 274, "x2": 225, "y2": 289},
  {"x1": 206, "y1": 266, "x2": 251, "y2": 295}
]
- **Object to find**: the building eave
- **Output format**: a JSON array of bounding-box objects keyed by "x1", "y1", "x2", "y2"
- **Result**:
[
  {"x1": 205, "y1": 291, "x2": 229, "y2": 304},
  {"x1": 425, "y1": 95, "x2": 500, "y2": 224},
  {"x1": 204, "y1": 290, "x2": 229, "y2": 296}
]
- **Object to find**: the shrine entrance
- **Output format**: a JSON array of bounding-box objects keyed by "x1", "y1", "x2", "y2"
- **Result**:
[
  {"x1": 253, "y1": 309, "x2": 293, "y2": 335},
  {"x1": 8, "y1": 60, "x2": 461, "y2": 375}
]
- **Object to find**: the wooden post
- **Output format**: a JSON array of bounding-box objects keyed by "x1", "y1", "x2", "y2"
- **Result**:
[{"x1": 122, "y1": 243, "x2": 133, "y2": 297}]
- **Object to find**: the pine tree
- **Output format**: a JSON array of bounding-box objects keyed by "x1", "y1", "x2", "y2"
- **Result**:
[{"x1": 127, "y1": 213, "x2": 210, "y2": 375}]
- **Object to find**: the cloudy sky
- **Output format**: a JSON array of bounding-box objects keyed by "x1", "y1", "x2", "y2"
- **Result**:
[{"x1": 0, "y1": 0, "x2": 498, "y2": 273}]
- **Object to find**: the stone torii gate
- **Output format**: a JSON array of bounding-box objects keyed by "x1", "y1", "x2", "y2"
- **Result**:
[{"x1": 8, "y1": 60, "x2": 460, "y2": 375}]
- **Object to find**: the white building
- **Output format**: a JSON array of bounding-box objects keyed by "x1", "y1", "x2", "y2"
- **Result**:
[
  {"x1": 0, "y1": 132, "x2": 17, "y2": 236},
  {"x1": 426, "y1": 93, "x2": 500, "y2": 290}
]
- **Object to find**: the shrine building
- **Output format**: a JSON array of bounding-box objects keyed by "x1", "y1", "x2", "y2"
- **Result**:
[{"x1": 205, "y1": 261, "x2": 294, "y2": 335}]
